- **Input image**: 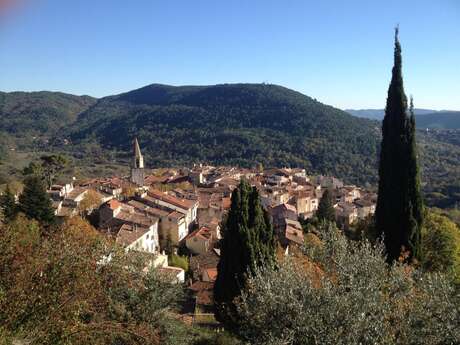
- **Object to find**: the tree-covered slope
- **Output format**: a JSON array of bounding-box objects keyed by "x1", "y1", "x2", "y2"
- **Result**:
[
  {"x1": 70, "y1": 84, "x2": 381, "y2": 185},
  {"x1": 0, "y1": 91, "x2": 96, "y2": 137},
  {"x1": 416, "y1": 111, "x2": 460, "y2": 129},
  {"x1": 346, "y1": 109, "x2": 460, "y2": 129}
]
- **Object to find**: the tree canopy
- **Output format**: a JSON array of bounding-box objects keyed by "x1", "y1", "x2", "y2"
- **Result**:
[{"x1": 18, "y1": 175, "x2": 55, "y2": 225}]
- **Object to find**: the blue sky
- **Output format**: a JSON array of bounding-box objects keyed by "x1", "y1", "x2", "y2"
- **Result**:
[{"x1": 0, "y1": 0, "x2": 459, "y2": 109}]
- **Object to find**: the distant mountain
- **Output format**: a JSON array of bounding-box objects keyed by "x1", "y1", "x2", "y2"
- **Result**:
[
  {"x1": 416, "y1": 111, "x2": 460, "y2": 129},
  {"x1": 346, "y1": 108, "x2": 460, "y2": 129},
  {"x1": 345, "y1": 109, "x2": 387, "y2": 120},
  {"x1": 346, "y1": 108, "x2": 439, "y2": 120}
]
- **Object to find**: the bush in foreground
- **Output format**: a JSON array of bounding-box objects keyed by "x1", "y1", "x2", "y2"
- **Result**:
[{"x1": 234, "y1": 224, "x2": 459, "y2": 345}]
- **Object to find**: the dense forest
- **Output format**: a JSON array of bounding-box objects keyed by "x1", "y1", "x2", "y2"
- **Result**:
[{"x1": 0, "y1": 83, "x2": 459, "y2": 207}]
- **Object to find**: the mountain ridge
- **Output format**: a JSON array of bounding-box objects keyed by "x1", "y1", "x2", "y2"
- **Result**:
[
  {"x1": 0, "y1": 83, "x2": 459, "y2": 208},
  {"x1": 346, "y1": 108, "x2": 460, "y2": 129}
]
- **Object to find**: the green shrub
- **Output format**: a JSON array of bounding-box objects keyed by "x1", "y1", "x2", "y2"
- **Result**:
[
  {"x1": 422, "y1": 211, "x2": 460, "y2": 284},
  {"x1": 169, "y1": 254, "x2": 189, "y2": 271}
]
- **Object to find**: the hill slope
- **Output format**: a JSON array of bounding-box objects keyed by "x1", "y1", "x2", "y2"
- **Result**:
[
  {"x1": 0, "y1": 91, "x2": 96, "y2": 140},
  {"x1": 69, "y1": 84, "x2": 381, "y2": 185},
  {"x1": 416, "y1": 111, "x2": 460, "y2": 129},
  {"x1": 346, "y1": 108, "x2": 460, "y2": 129}
]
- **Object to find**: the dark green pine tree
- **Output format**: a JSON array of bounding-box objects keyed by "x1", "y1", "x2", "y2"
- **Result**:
[
  {"x1": 214, "y1": 179, "x2": 275, "y2": 327},
  {"x1": 316, "y1": 189, "x2": 336, "y2": 223},
  {"x1": 18, "y1": 175, "x2": 55, "y2": 225},
  {"x1": 1, "y1": 185, "x2": 18, "y2": 222},
  {"x1": 375, "y1": 28, "x2": 424, "y2": 262}
]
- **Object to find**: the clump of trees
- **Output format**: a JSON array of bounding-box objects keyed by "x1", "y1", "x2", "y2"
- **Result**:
[
  {"x1": 23, "y1": 154, "x2": 68, "y2": 189},
  {"x1": 0, "y1": 216, "x2": 185, "y2": 345},
  {"x1": 234, "y1": 223, "x2": 459, "y2": 345},
  {"x1": 1, "y1": 175, "x2": 55, "y2": 225}
]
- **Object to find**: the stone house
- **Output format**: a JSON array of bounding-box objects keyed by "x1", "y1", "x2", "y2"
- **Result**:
[{"x1": 185, "y1": 226, "x2": 213, "y2": 255}]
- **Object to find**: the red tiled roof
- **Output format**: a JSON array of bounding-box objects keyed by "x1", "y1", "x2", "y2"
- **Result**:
[
  {"x1": 108, "y1": 199, "x2": 121, "y2": 210},
  {"x1": 222, "y1": 197, "x2": 231, "y2": 210},
  {"x1": 204, "y1": 268, "x2": 218, "y2": 282},
  {"x1": 148, "y1": 189, "x2": 197, "y2": 210},
  {"x1": 186, "y1": 226, "x2": 212, "y2": 241},
  {"x1": 189, "y1": 281, "x2": 214, "y2": 306}
]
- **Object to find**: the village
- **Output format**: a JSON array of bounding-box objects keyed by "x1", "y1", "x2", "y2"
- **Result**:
[{"x1": 41, "y1": 138, "x2": 377, "y2": 318}]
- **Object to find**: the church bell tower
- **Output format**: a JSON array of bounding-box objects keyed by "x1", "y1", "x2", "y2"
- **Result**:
[{"x1": 130, "y1": 137, "x2": 145, "y2": 186}]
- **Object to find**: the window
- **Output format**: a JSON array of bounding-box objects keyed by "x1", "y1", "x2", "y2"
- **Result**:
[{"x1": 146, "y1": 234, "x2": 149, "y2": 240}]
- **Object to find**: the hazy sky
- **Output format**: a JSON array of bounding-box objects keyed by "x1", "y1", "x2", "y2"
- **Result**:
[{"x1": 0, "y1": 0, "x2": 459, "y2": 110}]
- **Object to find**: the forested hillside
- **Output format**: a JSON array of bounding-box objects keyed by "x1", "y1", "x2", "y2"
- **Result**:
[
  {"x1": 69, "y1": 84, "x2": 381, "y2": 185},
  {"x1": 416, "y1": 111, "x2": 460, "y2": 129},
  {"x1": 1, "y1": 83, "x2": 459, "y2": 207},
  {"x1": 0, "y1": 91, "x2": 96, "y2": 147},
  {"x1": 347, "y1": 108, "x2": 460, "y2": 129}
]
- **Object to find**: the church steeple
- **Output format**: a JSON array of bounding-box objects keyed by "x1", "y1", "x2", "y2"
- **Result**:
[
  {"x1": 130, "y1": 137, "x2": 145, "y2": 186},
  {"x1": 132, "y1": 137, "x2": 144, "y2": 169}
]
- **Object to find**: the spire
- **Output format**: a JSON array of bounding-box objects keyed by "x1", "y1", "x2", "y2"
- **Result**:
[{"x1": 132, "y1": 137, "x2": 144, "y2": 169}]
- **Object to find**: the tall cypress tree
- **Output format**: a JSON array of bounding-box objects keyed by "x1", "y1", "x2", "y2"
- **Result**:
[
  {"x1": 316, "y1": 189, "x2": 336, "y2": 223},
  {"x1": 214, "y1": 179, "x2": 275, "y2": 326},
  {"x1": 19, "y1": 175, "x2": 55, "y2": 225},
  {"x1": 375, "y1": 28, "x2": 423, "y2": 262}
]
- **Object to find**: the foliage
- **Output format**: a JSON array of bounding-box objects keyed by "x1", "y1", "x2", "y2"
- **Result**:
[
  {"x1": 214, "y1": 179, "x2": 276, "y2": 327},
  {"x1": 431, "y1": 207, "x2": 460, "y2": 227},
  {"x1": 121, "y1": 184, "x2": 137, "y2": 198},
  {"x1": 0, "y1": 91, "x2": 96, "y2": 140},
  {"x1": 0, "y1": 216, "x2": 185, "y2": 345},
  {"x1": 422, "y1": 211, "x2": 460, "y2": 284},
  {"x1": 23, "y1": 154, "x2": 68, "y2": 188},
  {"x1": 39, "y1": 154, "x2": 69, "y2": 188},
  {"x1": 18, "y1": 175, "x2": 55, "y2": 225},
  {"x1": 0, "y1": 185, "x2": 18, "y2": 222},
  {"x1": 169, "y1": 254, "x2": 189, "y2": 271},
  {"x1": 375, "y1": 30, "x2": 423, "y2": 262},
  {"x1": 416, "y1": 111, "x2": 460, "y2": 129},
  {"x1": 234, "y1": 223, "x2": 460, "y2": 345},
  {"x1": 348, "y1": 215, "x2": 377, "y2": 243},
  {"x1": 193, "y1": 332, "x2": 242, "y2": 345},
  {"x1": 78, "y1": 189, "x2": 102, "y2": 215},
  {"x1": 316, "y1": 189, "x2": 335, "y2": 223}
]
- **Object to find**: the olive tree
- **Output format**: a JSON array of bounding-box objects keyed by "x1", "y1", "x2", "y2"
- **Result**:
[{"x1": 234, "y1": 224, "x2": 459, "y2": 345}]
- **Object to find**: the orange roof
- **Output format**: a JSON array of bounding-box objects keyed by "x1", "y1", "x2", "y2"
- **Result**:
[
  {"x1": 204, "y1": 268, "x2": 218, "y2": 282},
  {"x1": 107, "y1": 199, "x2": 121, "y2": 210},
  {"x1": 186, "y1": 226, "x2": 212, "y2": 241},
  {"x1": 148, "y1": 189, "x2": 197, "y2": 210},
  {"x1": 222, "y1": 197, "x2": 231, "y2": 209}
]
